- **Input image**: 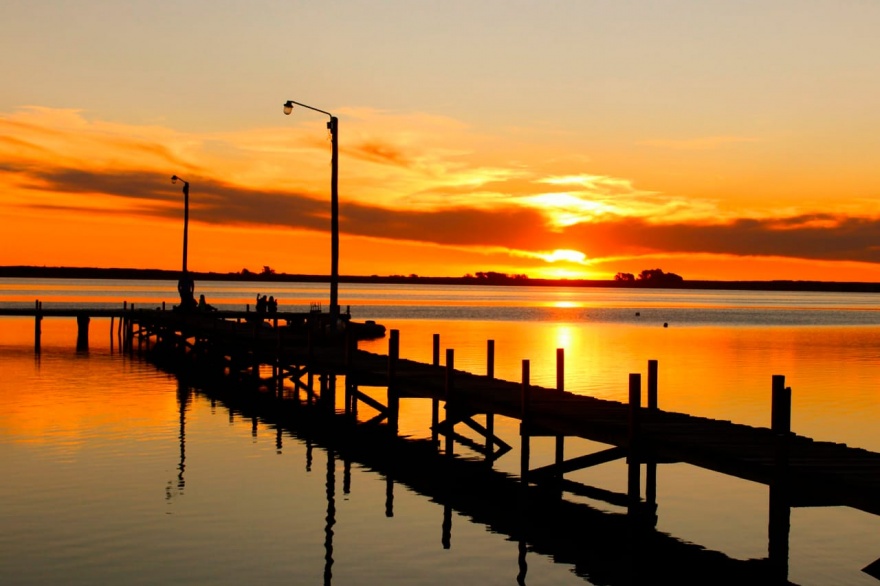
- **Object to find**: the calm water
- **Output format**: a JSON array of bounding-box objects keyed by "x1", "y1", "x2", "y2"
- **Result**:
[{"x1": 2, "y1": 279, "x2": 880, "y2": 585}]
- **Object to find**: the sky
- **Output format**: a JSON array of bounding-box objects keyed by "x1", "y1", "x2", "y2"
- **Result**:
[{"x1": 2, "y1": 0, "x2": 880, "y2": 282}]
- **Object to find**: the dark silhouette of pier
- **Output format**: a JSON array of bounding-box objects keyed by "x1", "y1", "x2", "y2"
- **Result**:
[{"x1": 6, "y1": 302, "x2": 880, "y2": 582}]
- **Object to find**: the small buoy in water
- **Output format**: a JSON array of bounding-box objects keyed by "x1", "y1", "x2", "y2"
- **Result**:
[
  {"x1": 635, "y1": 312, "x2": 640, "y2": 316},
  {"x1": 663, "y1": 322, "x2": 668, "y2": 328}
]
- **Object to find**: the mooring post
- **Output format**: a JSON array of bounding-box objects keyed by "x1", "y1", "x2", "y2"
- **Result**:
[
  {"x1": 432, "y1": 333, "x2": 440, "y2": 366},
  {"x1": 520, "y1": 359, "x2": 531, "y2": 486},
  {"x1": 388, "y1": 329, "x2": 400, "y2": 435},
  {"x1": 647, "y1": 359, "x2": 658, "y2": 411},
  {"x1": 445, "y1": 348, "x2": 455, "y2": 457},
  {"x1": 34, "y1": 300, "x2": 42, "y2": 353}
]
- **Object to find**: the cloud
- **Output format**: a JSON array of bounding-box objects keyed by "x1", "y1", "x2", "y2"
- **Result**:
[
  {"x1": 4, "y1": 106, "x2": 880, "y2": 271},
  {"x1": 638, "y1": 136, "x2": 762, "y2": 150}
]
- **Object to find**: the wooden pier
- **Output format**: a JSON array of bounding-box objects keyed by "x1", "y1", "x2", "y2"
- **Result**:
[{"x1": 6, "y1": 301, "x2": 880, "y2": 583}]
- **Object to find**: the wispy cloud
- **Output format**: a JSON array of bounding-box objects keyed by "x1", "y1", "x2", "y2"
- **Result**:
[
  {"x1": 3, "y1": 107, "x2": 880, "y2": 273},
  {"x1": 638, "y1": 136, "x2": 762, "y2": 151}
]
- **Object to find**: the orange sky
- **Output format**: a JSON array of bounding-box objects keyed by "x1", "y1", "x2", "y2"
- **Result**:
[{"x1": 2, "y1": 2, "x2": 880, "y2": 282}]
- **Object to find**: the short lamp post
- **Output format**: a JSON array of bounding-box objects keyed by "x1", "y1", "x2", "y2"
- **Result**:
[
  {"x1": 171, "y1": 175, "x2": 195, "y2": 310},
  {"x1": 283, "y1": 99, "x2": 339, "y2": 320}
]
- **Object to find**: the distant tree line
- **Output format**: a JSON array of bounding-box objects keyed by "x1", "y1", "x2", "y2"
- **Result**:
[
  {"x1": 614, "y1": 268, "x2": 684, "y2": 286},
  {"x1": 464, "y1": 271, "x2": 529, "y2": 282}
]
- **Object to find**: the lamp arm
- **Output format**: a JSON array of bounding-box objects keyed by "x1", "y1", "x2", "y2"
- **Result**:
[{"x1": 284, "y1": 99, "x2": 333, "y2": 118}]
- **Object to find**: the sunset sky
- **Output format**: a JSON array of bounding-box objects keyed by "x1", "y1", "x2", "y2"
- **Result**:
[{"x1": 2, "y1": 1, "x2": 880, "y2": 281}]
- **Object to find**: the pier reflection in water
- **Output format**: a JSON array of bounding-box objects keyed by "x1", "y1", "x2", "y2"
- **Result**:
[{"x1": 191, "y1": 363, "x2": 815, "y2": 586}]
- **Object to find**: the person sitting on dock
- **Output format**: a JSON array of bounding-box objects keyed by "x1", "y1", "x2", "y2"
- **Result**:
[
  {"x1": 256, "y1": 294, "x2": 268, "y2": 313},
  {"x1": 267, "y1": 296, "x2": 277, "y2": 313},
  {"x1": 198, "y1": 294, "x2": 217, "y2": 312}
]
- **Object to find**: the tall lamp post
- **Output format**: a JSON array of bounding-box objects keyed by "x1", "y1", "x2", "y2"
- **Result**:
[
  {"x1": 283, "y1": 99, "x2": 339, "y2": 320},
  {"x1": 171, "y1": 175, "x2": 195, "y2": 310}
]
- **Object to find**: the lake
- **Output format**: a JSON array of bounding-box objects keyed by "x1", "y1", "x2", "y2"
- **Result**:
[{"x1": 2, "y1": 278, "x2": 880, "y2": 585}]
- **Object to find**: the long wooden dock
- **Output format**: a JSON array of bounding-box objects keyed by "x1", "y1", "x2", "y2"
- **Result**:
[{"x1": 7, "y1": 302, "x2": 880, "y2": 582}]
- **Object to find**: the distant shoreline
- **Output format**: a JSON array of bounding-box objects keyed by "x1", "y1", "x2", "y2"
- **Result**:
[{"x1": 2, "y1": 265, "x2": 880, "y2": 293}]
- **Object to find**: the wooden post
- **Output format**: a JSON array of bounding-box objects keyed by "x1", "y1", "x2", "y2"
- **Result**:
[
  {"x1": 647, "y1": 359, "x2": 658, "y2": 411},
  {"x1": 771, "y1": 374, "x2": 791, "y2": 435},
  {"x1": 556, "y1": 348, "x2": 564, "y2": 392},
  {"x1": 520, "y1": 359, "x2": 531, "y2": 486},
  {"x1": 34, "y1": 300, "x2": 42, "y2": 353},
  {"x1": 769, "y1": 373, "x2": 792, "y2": 583},
  {"x1": 445, "y1": 348, "x2": 455, "y2": 457},
  {"x1": 272, "y1": 317, "x2": 279, "y2": 381},
  {"x1": 76, "y1": 313, "x2": 90, "y2": 351},
  {"x1": 126, "y1": 303, "x2": 134, "y2": 354},
  {"x1": 117, "y1": 302, "x2": 125, "y2": 346},
  {"x1": 628, "y1": 373, "x2": 641, "y2": 450},
  {"x1": 555, "y1": 348, "x2": 565, "y2": 483},
  {"x1": 388, "y1": 329, "x2": 400, "y2": 435},
  {"x1": 432, "y1": 334, "x2": 441, "y2": 446},
  {"x1": 487, "y1": 339, "x2": 495, "y2": 379}
]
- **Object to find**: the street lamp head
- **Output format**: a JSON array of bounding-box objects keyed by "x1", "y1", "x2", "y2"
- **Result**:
[{"x1": 283, "y1": 100, "x2": 294, "y2": 115}]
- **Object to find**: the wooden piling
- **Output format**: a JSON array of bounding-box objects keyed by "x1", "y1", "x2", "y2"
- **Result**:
[
  {"x1": 647, "y1": 359, "x2": 658, "y2": 411},
  {"x1": 388, "y1": 329, "x2": 400, "y2": 435},
  {"x1": 556, "y1": 348, "x2": 564, "y2": 392},
  {"x1": 555, "y1": 348, "x2": 565, "y2": 480},
  {"x1": 484, "y1": 338, "x2": 497, "y2": 462},
  {"x1": 487, "y1": 339, "x2": 495, "y2": 379},
  {"x1": 769, "y1": 375, "x2": 792, "y2": 583},
  {"x1": 445, "y1": 348, "x2": 455, "y2": 457},
  {"x1": 34, "y1": 300, "x2": 42, "y2": 353},
  {"x1": 628, "y1": 373, "x2": 641, "y2": 449},
  {"x1": 76, "y1": 313, "x2": 90, "y2": 351},
  {"x1": 431, "y1": 334, "x2": 440, "y2": 445},
  {"x1": 520, "y1": 359, "x2": 531, "y2": 485},
  {"x1": 771, "y1": 374, "x2": 791, "y2": 435}
]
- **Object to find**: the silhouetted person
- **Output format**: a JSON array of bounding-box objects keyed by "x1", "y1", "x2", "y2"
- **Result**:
[
  {"x1": 268, "y1": 296, "x2": 277, "y2": 313},
  {"x1": 198, "y1": 294, "x2": 216, "y2": 312},
  {"x1": 256, "y1": 294, "x2": 267, "y2": 313}
]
